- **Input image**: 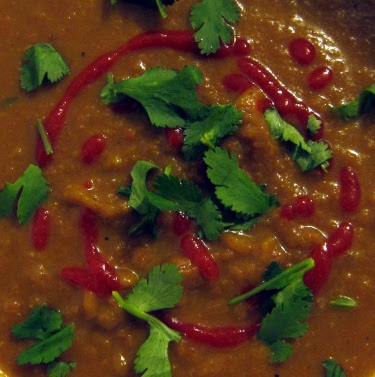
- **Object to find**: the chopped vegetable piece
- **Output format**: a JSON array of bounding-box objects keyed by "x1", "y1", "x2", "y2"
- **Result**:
[
  {"x1": 112, "y1": 264, "x2": 183, "y2": 377},
  {"x1": 330, "y1": 296, "x2": 357, "y2": 308},
  {"x1": 204, "y1": 147, "x2": 277, "y2": 218},
  {"x1": 12, "y1": 306, "x2": 75, "y2": 372},
  {"x1": 147, "y1": 173, "x2": 223, "y2": 241},
  {"x1": 37, "y1": 120, "x2": 53, "y2": 155},
  {"x1": 183, "y1": 104, "x2": 242, "y2": 160},
  {"x1": 229, "y1": 259, "x2": 315, "y2": 362},
  {"x1": 307, "y1": 114, "x2": 322, "y2": 136},
  {"x1": 190, "y1": 0, "x2": 240, "y2": 55},
  {"x1": 20, "y1": 43, "x2": 69, "y2": 91},
  {"x1": 123, "y1": 161, "x2": 160, "y2": 236},
  {"x1": 101, "y1": 67, "x2": 208, "y2": 128},
  {"x1": 331, "y1": 84, "x2": 375, "y2": 121},
  {"x1": 264, "y1": 108, "x2": 332, "y2": 171},
  {"x1": 0, "y1": 164, "x2": 50, "y2": 224},
  {"x1": 323, "y1": 359, "x2": 347, "y2": 377}
]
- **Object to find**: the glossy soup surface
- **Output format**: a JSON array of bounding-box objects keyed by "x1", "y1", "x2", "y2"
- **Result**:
[{"x1": 0, "y1": 0, "x2": 374, "y2": 376}]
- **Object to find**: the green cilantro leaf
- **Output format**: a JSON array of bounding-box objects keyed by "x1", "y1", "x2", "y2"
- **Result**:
[
  {"x1": 330, "y1": 296, "x2": 357, "y2": 309},
  {"x1": 12, "y1": 306, "x2": 75, "y2": 368},
  {"x1": 113, "y1": 264, "x2": 183, "y2": 377},
  {"x1": 190, "y1": 0, "x2": 240, "y2": 55},
  {"x1": 101, "y1": 66, "x2": 208, "y2": 128},
  {"x1": 307, "y1": 115, "x2": 322, "y2": 136},
  {"x1": 183, "y1": 104, "x2": 242, "y2": 160},
  {"x1": 264, "y1": 108, "x2": 332, "y2": 171},
  {"x1": 47, "y1": 361, "x2": 76, "y2": 377},
  {"x1": 123, "y1": 161, "x2": 160, "y2": 236},
  {"x1": 147, "y1": 174, "x2": 223, "y2": 240},
  {"x1": 20, "y1": 43, "x2": 69, "y2": 91},
  {"x1": 263, "y1": 261, "x2": 284, "y2": 282},
  {"x1": 331, "y1": 84, "x2": 375, "y2": 121},
  {"x1": 204, "y1": 147, "x2": 277, "y2": 217},
  {"x1": 0, "y1": 164, "x2": 50, "y2": 224},
  {"x1": 323, "y1": 359, "x2": 347, "y2": 377}
]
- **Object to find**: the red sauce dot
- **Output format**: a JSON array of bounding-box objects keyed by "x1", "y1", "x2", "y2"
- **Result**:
[
  {"x1": 165, "y1": 128, "x2": 184, "y2": 150},
  {"x1": 280, "y1": 195, "x2": 315, "y2": 220},
  {"x1": 31, "y1": 208, "x2": 51, "y2": 251},
  {"x1": 81, "y1": 135, "x2": 107, "y2": 164},
  {"x1": 289, "y1": 38, "x2": 316, "y2": 65},
  {"x1": 339, "y1": 167, "x2": 361, "y2": 212},
  {"x1": 84, "y1": 180, "x2": 93, "y2": 190},
  {"x1": 308, "y1": 67, "x2": 333, "y2": 90},
  {"x1": 222, "y1": 74, "x2": 253, "y2": 93}
]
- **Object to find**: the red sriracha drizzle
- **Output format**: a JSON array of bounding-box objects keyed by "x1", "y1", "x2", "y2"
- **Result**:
[
  {"x1": 81, "y1": 134, "x2": 107, "y2": 164},
  {"x1": 289, "y1": 38, "x2": 316, "y2": 65},
  {"x1": 308, "y1": 67, "x2": 333, "y2": 91},
  {"x1": 173, "y1": 212, "x2": 192, "y2": 237},
  {"x1": 180, "y1": 234, "x2": 220, "y2": 281},
  {"x1": 31, "y1": 208, "x2": 51, "y2": 251},
  {"x1": 340, "y1": 167, "x2": 361, "y2": 212},
  {"x1": 165, "y1": 128, "x2": 185, "y2": 150},
  {"x1": 163, "y1": 314, "x2": 260, "y2": 347},
  {"x1": 304, "y1": 222, "x2": 354, "y2": 294},
  {"x1": 280, "y1": 195, "x2": 315, "y2": 220},
  {"x1": 222, "y1": 73, "x2": 253, "y2": 94},
  {"x1": 61, "y1": 208, "x2": 121, "y2": 297},
  {"x1": 238, "y1": 57, "x2": 324, "y2": 139}
]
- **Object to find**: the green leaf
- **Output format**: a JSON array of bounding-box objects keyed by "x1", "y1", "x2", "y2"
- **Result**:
[
  {"x1": 190, "y1": 0, "x2": 240, "y2": 55},
  {"x1": 307, "y1": 115, "x2": 321, "y2": 136},
  {"x1": 17, "y1": 325, "x2": 74, "y2": 365},
  {"x1": 269, "y1": 341, "x2": 293, "y2": 363},
  {"x1": 323, "y1": 359, "x2": 347, "y2": 377},
  {"x1": 331, "y1": 84, "x2": 375, "y2": 121},
  {"x1": 112, "y1": 263, "x2": 183, "y2": 377},
  {"x1": 263, "y1": 262, "x2": 284, "y2": 282},
  {"x1": 47, "y1": 361, "x2": 76, "y2": 377},
  {"x1": 330, "y1": 296, "x2": 357, "y2": 308},
  {"x1": 147, "y1": 174, "x2": 223, "y2": 240},
  {"x1": 264, "y1": 108, "x2": 332, "y2": 172},
  {"x1": 183, "y1": 104, "x2": 242, "y2": 160},
  {"x1": 12, "y1": 306, "x2": 62, "y2": 341},
  {"x1": 0, "y1": 164, "x2": 50, "y2": 224},
  {"x1": 101, "y1": 66, "x2": 208, "y2": 128},
  {"x1": 126, "y1": 264, "x2": 183, "y2": 313},
  {"x1": 204, "y1": 147, "x2": 277, "y2": 217},
  {"x1": 20, "y1": 43, "x2": 69, "y2": 91}
]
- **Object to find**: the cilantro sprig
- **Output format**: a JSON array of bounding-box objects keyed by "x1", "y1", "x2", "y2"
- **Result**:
[
  {"x1": 113, "y1": 264, "x2": 183, "y2": 377},
  {"x1": 0, "y1": 164, "x2": 50, "y2": 224},
  {"x1": 12, "y1": 306, "x2": 75, "y2": 376},
  {"x1": 264, "y1": 108, "x2": 332, "y2": 171},
  {"x1": 190, "y1": 0, "x2": 241, "y2": 55},
  {"x1": 229, "y1": 258, "x2": 315, "y2": 363},
  {"x1": 331, "y1": 84, "x2": 375, "y2": 121},
  {"x1": 101, "y1": 67, "x2": 208, "y2": 128},
  {"x1": 147, "y1": 174, "x2": 223, "y2": 240},
  {"x1": 20, "y1": 43, "x2": 69, "y2": 92},
  {"x1": 323, "y1": 359, "x2": 347, "y2": 377}
]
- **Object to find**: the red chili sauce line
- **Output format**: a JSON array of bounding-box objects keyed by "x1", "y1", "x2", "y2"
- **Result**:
[
  {"x1": 340, "y1": 167, "x2": 361, "y2": 212},
  {"x1": 237, "y1": 57, "x2": 324, "y2": 140},
  {"x1": 61, "y1": 208, "x2": 121, "y2": 297},
  {"x1": 37, "y1": 32, "x2": 251, "y2": 167},
  {"x1": 280, "y1": 195, "x2": 315, "y2": 221},
  {"x1": 81, "y1": 134, "x2": 107, "y2": 164},
  {"x1": 31, "y1": 207, "x2": 51, "y2": 251}
]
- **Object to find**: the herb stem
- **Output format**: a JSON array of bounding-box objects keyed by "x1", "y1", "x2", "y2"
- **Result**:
[
  {"x1": 155, "y1": 0, "x2": 167, "y2": 18},
  {"x1": 37, "y1": 120, "x2": 53, "y2": 155},
  {"x1": 228, "y1": 258, "x2": 315, "y2": 305}
]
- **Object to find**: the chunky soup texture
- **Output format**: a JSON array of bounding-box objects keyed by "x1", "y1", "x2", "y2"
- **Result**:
[{"x1": 0, "y1": 0, "x2": 374, "y2": 376}]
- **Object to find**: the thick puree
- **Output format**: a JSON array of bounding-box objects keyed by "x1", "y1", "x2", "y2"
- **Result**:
[{"x1": 0, "y1": 0, "x2": 374, "y2": 376}]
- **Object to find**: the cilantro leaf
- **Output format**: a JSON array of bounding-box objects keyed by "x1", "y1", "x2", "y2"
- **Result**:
[
  {"x1": 147, "y1": 174, "x2": 223, "y2": 240},
  {"x1": 20, "y1": 43, "x2": 69, "y2": 91},
  {"x1": 113, "y1": 264, "x2": 183, "y2": 377},
  {"x1": 307, "y1": 115, "x2": 321, "y2": 136},
  {"x1": 323, "y1": 359, "x2": 347, "y2": 377},
  {"x1": 330, "y1": 296, "x2": 357, "y2": 308},
  {"x1": 12, "y1": 307, "x2": 75, "y2": 367},
  {"x1": 0, "y1": 164, "x2": 50, "y2": 224},
  {"x1": 263, "y1": 262, "x2": 284, "y2": 282},
  {"x1": 101, "y1": 66, "x2": 208, "y2": 128},
  {"x1": 183, "y1": 104, "x2": 242, "y2": 160},
  {"x1": 204, "y1": 147, "x2": 277, "y2": 217},
  {"x1": 331, "y1": 84, "x2": 375, "y2": 121},
  {"x1": 47, "y1": 361, "x2": 76, "y2": 377},
  {"x1": 190, "y1": 0, "x2": 240, "y2": 55},
  {"x1": 264, "y1": 108, "x2": 332, "y2": 171},
  {"x1": 269, "y1": 341, "x2": 293, "y2": 363}
]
